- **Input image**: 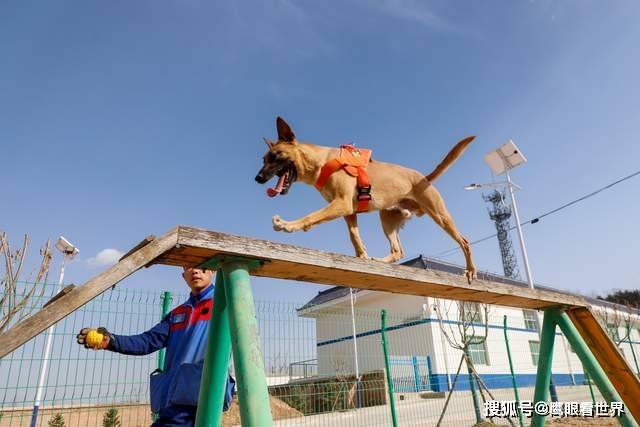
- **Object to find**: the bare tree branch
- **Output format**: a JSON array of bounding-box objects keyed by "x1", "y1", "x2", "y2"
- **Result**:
[
  {"x1": 434, "y1": 299, "x2": 492, "y2": 425},
  {"x1": 0, "y1": 232, "x2": 52, "y2": 334}
]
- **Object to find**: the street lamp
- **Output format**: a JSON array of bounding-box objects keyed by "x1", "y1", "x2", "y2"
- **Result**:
[
  {"x1": 466, "y1": 141, "x2": 559, "y2": 402},
  {"x1": 465, "y1": 140, "x2": 534, "y2": 290},
  {"x1": 31, "y1": 236, "x2": 79, "y2": 427}
]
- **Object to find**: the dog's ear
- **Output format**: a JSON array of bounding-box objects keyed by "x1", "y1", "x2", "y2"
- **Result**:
[
  {"x1": 263, "y1": 137, "x2": 275, "y2": 149},
  {"x1": 276, "y1": 117, "x2": 296, "y2": 143}
]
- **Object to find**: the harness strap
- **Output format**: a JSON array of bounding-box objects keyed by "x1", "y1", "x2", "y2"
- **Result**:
[
  {"x1": 315, "y1": 145, "x2": 373, "y2": 213},
  {"x1": 356, "y1": 167, "x2": 371, "y2": 212},
  {"x1": 315, "y1": 158, "x2": 343, "y2": 190}
]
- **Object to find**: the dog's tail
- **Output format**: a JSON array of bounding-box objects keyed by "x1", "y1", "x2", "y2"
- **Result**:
[{"x1": 425, "y1": 136, "x2": 475, "y2": 182}]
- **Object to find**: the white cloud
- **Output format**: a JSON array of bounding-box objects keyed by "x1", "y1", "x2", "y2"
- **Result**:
[{"x1": 88, "y1": 248, "x2": 124, "y2": 267}]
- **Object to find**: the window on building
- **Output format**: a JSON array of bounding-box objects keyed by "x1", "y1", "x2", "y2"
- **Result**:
[
  {"x1": 529, "y1": 340, "x2": 540, "y2": 366},
  {"x1": 523, "y1": 310, "x2": 539, "y2": 332},
  {"x1": 607, "y1": 323, "x2": 620, "y2": 343},
  {"x1": 468, "y1": 339, "x2": 489, "y2": 365}
]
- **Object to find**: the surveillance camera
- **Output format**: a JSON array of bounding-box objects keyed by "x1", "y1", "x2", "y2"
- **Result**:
[{"x1": 55, "y1": 236, "x2": 79, "y2": 259}]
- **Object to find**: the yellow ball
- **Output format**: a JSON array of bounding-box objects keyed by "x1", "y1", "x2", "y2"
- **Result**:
[{"x1": 86, "y1": 330, "x2": 104, "y2": 348}]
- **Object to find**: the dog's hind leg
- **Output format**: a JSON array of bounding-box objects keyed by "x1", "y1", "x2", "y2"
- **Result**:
[
  {"x1": 375, "y1": 209, "x2": 411, "y2": 263},
  {"x1": 423, "y1": 202, "x2": 477, "y2": 283},
  {"x1": 344, "y1": 214, "x2": 369, "y2": 259}
]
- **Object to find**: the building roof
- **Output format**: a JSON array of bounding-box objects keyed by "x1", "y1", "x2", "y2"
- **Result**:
[{"x1": 298, "y1": 255, "x2": 635, "y2": 314}]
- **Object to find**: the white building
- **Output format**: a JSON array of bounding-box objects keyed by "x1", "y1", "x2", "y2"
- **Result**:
[{"x1": 298, "y1": 256, "x2": 640, "y2": 393}]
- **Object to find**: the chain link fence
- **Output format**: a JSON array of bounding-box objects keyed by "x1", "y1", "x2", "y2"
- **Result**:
[{"x1": 2, "y1": 282, "x2": 637, "y2": 426}]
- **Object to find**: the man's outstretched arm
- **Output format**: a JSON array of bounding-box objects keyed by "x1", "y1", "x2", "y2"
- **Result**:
[{"x1": 77, "y1": 315, "x2": 170, "y2": 355}]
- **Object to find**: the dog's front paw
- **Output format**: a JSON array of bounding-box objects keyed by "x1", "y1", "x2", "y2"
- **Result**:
[
  {"x1": 272, "y1": 215, "x2": 285, "y2": 232},
  {"x1": 464, "y1": 269, "x2": 477, "y2": 284},
  {"x1": 272, "y1": 215, "x2": 297, "y2": 233}
]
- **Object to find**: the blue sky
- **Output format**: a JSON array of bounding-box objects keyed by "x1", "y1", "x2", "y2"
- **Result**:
[{"x1": 2, "y1": 0, "x2": 639, "y2": 304}]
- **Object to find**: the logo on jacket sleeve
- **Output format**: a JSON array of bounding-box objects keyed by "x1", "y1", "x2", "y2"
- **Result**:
[
  {"x1": 169, "y1": 306, "x2": 191, "y2": 332},
  {"x1": 172, "y1": 313, "x2": 186, "y2": 324}
]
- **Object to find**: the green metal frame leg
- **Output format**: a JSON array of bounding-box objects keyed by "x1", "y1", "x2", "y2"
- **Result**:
[
  {"x1": 195, "y1": 272, "x2": 232, "y2": 427},
  {"x1": 223, "y1": 260, "x2": 273, "y2": 427},
  {"x1": 532, "y1": 309, "x2": 559, "y2": 427},
  {"x1": 555, "y1": 311, "x2": 637, "y2": 427}
]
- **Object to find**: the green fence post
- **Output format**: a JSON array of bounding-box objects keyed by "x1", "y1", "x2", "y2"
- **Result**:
[
  {"x1": 627, "y1": 335, "x2": 640, "y2": 378},
  {"x1": 152, "y1": 291, "x2": 173, "y2": 422},
  {"x1": 465, "y1": 351, "x2": 484, "y2": 424},
  {"x1": 584, "y1": 367, "x2": 596, "y2": 405},
  {"x1": 222, "y1": 259, "x2": 273, "y2": 427},
  {"x1": 195, "y1": 272, "x2": 232, "y2": 427},
  {"x1": 504, "y1": 315, "x2": 525, "y2": 427},
  {"x1": 531, "y1": 309, "x2": 559, "y2": 427},
  {"x1": 157, "y1": 291, "x2": 172, "y2": 372},
  {"x1": 381, "y1": 309, "x2": 399, "y2": 427},
  {"x1": 426, "y1": 355, "x2": 435, "y2": 391},
  {"x1": 555, "y1": 311, "x2": 637, "y2": 427},
  {"x1": 412, "y1": 356, "x2": 421, "y2": 392}
]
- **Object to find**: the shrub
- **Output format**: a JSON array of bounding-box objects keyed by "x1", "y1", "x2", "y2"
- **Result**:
[
  {"x1": 102, "y1": 408, "x2": 122, "y2": 427},
  {"x1": 48, "y1": 413, "x2": 65, "y2": 427}
]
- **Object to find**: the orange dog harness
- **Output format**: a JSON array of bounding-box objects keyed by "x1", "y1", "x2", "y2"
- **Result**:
[{"x1": 315, "y1": 144, "x2": 373, "y2": 212}]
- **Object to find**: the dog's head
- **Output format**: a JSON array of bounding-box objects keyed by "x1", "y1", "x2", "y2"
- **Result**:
[{"x1": 255, "y1": 117, "x2": 299, "y2": 197}]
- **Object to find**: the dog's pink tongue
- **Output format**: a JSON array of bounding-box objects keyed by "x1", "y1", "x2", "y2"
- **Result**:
[{"x1": 267, "y1": 174, "x2": 286, "y2": 197}]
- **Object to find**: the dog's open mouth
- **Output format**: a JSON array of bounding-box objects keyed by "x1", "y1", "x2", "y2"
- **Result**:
[{"x1": 267, "y1": 163, "x2": 297, "y2": 197}]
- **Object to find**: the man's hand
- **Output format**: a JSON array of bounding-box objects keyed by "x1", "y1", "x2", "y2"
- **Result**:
[{"x1": 76, "y1": 327, "x2": 113, "y2": 350}]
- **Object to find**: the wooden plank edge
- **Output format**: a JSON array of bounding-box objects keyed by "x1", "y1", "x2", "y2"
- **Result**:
[
  {"x1": 43, "y1": 284, "x2": 76, "y2": 308},
  {"x1": 172, "y1": 226, "x2": 588, "y2": 309},
  {"x1": 567, "y1": 306, "x2": 640, "y2": 422},
  {"x1": 119, "y1": 235, "x2": 156, "y2": 262},
  {"x1": 0, "y1": 227, "x2": 179, "y2": 359}
]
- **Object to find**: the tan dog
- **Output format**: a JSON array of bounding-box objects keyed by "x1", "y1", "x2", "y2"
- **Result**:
[{"x1": 255, "y1": 117, "x2": 477, "y2": 282}]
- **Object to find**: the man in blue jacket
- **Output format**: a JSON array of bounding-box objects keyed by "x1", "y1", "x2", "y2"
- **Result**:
[{"x1": 77, "y1": 267, "x2": 235, "y2": 426}]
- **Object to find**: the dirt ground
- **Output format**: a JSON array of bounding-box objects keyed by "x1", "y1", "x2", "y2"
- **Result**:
[
  {"x1": 476, "y1": 417, "x2": 621, "y2": 427},
  {"x1": 546, "y1": 418, "x2": 619, "y2": 426},
  {"x1": 222, "y1": 396, "x2": 303, "y2": 426},
  {"x1": 0, "y1": 396, "x2": 302, "y2": 427},
  {"x1": 0, "y1": 403, "x2": 153, "y2": 427}
]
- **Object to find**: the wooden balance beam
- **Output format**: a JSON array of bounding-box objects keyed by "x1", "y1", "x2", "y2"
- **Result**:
[{"x1": 0, "y1": 225, "x2": 638, "y2": 422}]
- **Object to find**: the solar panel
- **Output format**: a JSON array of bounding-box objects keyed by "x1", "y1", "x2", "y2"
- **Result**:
[{"x1": 483, "y1": 139, "x2": 527, "y2": 175}]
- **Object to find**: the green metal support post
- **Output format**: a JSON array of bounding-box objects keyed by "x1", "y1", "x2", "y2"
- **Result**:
[
  {"x1": 503, "y1": 316, "x2": 525, "y2": 427},
  {"x1": 222, "y1": 258, "x2": 273, "y2": 427},
  {"x1": 195, "y1": 272, "x2": 232, "y2": 427},
  {"x1": 555, "y1": 310, "x2": 637, "y2": 427},
  {"x1": 380, "y1": 309, "x2": 399, "y2": 427},
  {"x1": 531, "y1": 309, "x2": 558, "y2": 427}
]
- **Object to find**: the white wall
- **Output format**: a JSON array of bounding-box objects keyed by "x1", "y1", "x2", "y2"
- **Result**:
[{"x1": 309, "y1": 293, "x2": 640, "y2": 383}]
